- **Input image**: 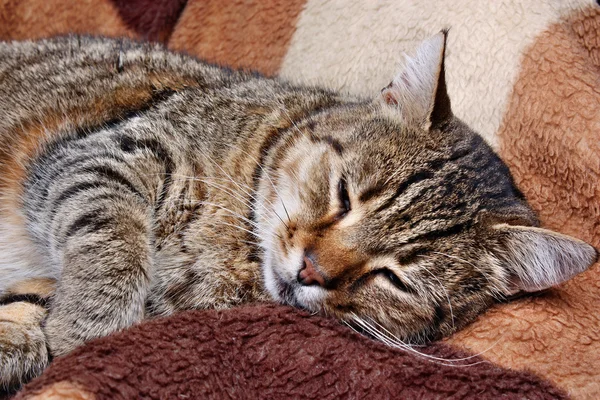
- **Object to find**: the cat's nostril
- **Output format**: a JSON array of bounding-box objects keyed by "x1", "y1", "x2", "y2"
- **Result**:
[
  {"x1": 297, "y1": 253, "x2": 325, "y2": 287},
  {"x1": 302, "y1": 256, "x2": 311, "y2": 271}
]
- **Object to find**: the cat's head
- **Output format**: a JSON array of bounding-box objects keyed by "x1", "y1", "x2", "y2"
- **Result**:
[{"x1": 255, "y1": 31, "x2": 598, "y2": 342}]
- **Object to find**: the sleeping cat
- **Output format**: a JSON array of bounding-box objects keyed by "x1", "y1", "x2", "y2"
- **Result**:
[{"x1": 0, "y1": 31, "x2": 596, "y2": 389}]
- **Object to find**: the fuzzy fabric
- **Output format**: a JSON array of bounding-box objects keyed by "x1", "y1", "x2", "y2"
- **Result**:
[
  {"x1": 15, "y1": 305, "x2": 566, "y2": 400},
  {"x1": 0, "y1": 0, "x2": 135, "y2": 41},
  {"x1": 169, "y1": 0, "x2": 306, "y2": 76},
  {"x1": 109, "y1": 0, "x2": 187, "y2": 42},
  {"x1": 0, "y1": 0, "x2": 186, "y2": 42},
  {"x1": 1, "y1": 0, "x2": 600, "y2": 398}
]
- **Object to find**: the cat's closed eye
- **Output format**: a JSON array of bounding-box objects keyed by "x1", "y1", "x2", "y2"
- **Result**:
[
  {"x1": 337, "y1": 178, "x2": 351, "y2": 218},
  {"x1": 378, "y1": 268, "x2": 415, "y2": 294}
]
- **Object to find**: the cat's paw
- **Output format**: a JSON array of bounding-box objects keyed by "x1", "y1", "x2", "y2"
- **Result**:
[{"x1": 0, "y1": 302, "x2": 49, "y2": 388}]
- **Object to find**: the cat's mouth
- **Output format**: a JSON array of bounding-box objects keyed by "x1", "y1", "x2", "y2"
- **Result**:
[
  {"x1": 272, "y1": 269, "x2": 303, "y2": 309},
  {"x1": 270, "y1": 265, "x2": 328, "y2": 313}
]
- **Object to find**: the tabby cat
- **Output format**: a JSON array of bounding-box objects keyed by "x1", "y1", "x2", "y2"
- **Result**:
[{"x1": 0, "y1": 32, "x2": 596, "y2": 389}]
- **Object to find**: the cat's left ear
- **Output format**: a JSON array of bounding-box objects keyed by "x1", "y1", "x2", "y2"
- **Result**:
[{"x1": 380, "y1": 30, "x2": 452, "y2": 130}]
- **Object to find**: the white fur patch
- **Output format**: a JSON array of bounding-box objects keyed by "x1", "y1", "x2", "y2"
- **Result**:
[
  {"x1": 294, "y1": 284, "x2": 327, "y2": 310},
  {"x1": 0, "y1": 212, "x2": 51, "y2": 294}
]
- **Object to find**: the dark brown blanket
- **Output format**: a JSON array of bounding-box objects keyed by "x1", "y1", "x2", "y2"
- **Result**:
[{"x1": 16, "y1": 305, "x2": 565, "y2": 399}]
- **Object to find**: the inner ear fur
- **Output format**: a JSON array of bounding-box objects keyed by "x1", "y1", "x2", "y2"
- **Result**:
[
  {"x1": 428, "y1": 30, "x2": 452, "y2": 129},
  {"x1": 493, "y1": 223, "x2": 598, "y2": 295},
  {"x1": 380, "y1": 29, "x2": 453, "y2": 130}
]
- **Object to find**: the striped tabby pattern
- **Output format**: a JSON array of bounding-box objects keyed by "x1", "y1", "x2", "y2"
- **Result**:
[{"x1": 0, "y1": 33, "x2": 596, "y2": 390}]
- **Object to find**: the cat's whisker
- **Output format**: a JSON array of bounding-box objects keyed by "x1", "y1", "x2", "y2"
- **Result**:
[
  {"x1": 417, "y1": 263, "x2": 456, "y2": 330},
  {"x1": 430, "y1": 251, "x2": 494, "y2": 287},
  {"x1": 207, "y1": 220, "x2": 263, "y2": 241},
  {"x1": 218, "y1": 141, "x2": 291, "y2": 227},
  {"x1": 270, "y1": 183, "x2": 291, "y2": 227},
  {"x1": 448, "y1": 336, "x2": 506, "y2": 363},
  {"x1": 146, "y1": 171, "x2": 280, "y2": 219},
  {"x1": 358, "y1": 314, "x2": 493, "y2": 366},
  {"x1": 190, "y1": 201, "x2": 281, "y2": 240},
  {"x1": 351, "y1": 316, "x2": 398, "y2": 348},
  {"x1": 383, "y1": 168, "x2": 403, "y2": 186},
  {"x1": 208, "y1": 219, "x2": 277, "y2": 247},
  {"x1": 192, "y1": 200, "x2": 257, "y2": 226},
  {"x1": 160, "y1": 170, "x2": 281, "y2": 248},
  {"x1": 202, "y1": 181, "x2": 283, "y2": 234},
  {"x1": 352, "y1": 315, "x2": 432, "y2": 356},
  {"x1": 280, "y1": 106, "x2": 310, "y2": 141},
  {"x1": 215, "y1": 143, "x2": 282, "y2": 209},
  {"x1": 191, "y1": 178, "x2": 279, "y2": 231},
  {"x1": 190, "y1": 168, "x2": 279, "y2": 211},
  {"x1": 194, "y1": 178, "x2": 254, "y2": 207},
  {"x1": 350, "y1": 315, "x2": 473, "y2": 367},
  {"x1": 190, "y1": 201, "x2": 261, "y2": 229},
  {"x1": 284, "y1": 168, "x2": 302, "y2": 188},
  {"x1": 200, "y1": 161, "x2": 291, "y2": 232}
]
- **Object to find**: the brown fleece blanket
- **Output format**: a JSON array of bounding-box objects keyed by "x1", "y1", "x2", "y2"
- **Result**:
[
  {"x1": 16, "y1": 305, "x2": 566, "y2": 400},
  {"x1": 2, "y1": 0, "x2": 600, "y2": 398}
]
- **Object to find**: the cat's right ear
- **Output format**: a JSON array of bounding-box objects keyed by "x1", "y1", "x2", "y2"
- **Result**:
[
  {"x1": 493, "y1": 224, "x2": 598, "y2": 296},
  {"x1": 380, "y1": 30, "x2": 452, "y2": 130}
]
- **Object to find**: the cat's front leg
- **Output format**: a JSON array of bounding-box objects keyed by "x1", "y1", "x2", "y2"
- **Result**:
[{"x1": 43, "y1": 198, "x2": 153, "y2": 356}]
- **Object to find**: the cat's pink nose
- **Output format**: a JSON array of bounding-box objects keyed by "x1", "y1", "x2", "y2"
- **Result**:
[{"x1": 297, "y1": 254, "x2": 325, "y2": 287}]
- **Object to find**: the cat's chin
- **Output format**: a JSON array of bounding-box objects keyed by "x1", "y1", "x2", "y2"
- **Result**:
[
  {"x1": 263, "y1": 261, "x2": 292, "y2": 302},
  {"x1": 273, "y1": 269, "x2": 298, "y2": 306}
]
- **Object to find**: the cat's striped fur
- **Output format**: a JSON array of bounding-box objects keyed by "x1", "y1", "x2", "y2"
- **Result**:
[{"x1": 0, "y1": 33, "x2": 597, "y2": 390}]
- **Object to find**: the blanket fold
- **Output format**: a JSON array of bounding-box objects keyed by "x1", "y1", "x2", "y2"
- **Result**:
[{"x1": 16, "y1": 305, "x2": 566, "y2": 400}]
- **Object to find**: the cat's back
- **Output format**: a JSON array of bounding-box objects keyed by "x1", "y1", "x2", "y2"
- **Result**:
[
  {"x1": 0, "y1": 36, "x2": 247, "y2": 190},
  {"x1": 0, "y1": 36, "x2": 244, "y2": 136},
  {"x1": 0, "y1": 36, "x2": 251, "y2": 292}
]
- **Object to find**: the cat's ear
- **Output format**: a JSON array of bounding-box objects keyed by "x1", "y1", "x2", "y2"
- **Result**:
[
  {"x1": 380, "y1": 30, "x2": 452, "y2": 130},
  {"x1": 493, "y1": 224, "x2": 598, "y2": 295}
]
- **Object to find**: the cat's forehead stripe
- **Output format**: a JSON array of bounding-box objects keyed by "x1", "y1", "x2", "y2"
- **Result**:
[{"x1": 374, "y1": 170, "x2": 434, "y2": 213}]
